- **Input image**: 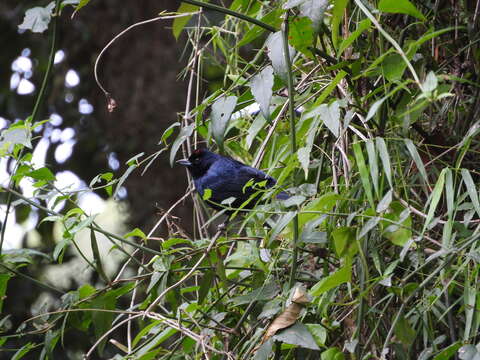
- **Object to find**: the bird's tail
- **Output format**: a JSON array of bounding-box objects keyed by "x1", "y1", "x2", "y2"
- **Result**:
[{"x1": 276, "y1": 191, "x2": 290, "y2": 200}]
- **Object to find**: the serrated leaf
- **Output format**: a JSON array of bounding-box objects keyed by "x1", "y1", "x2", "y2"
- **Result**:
[
  {"x1": 250, "y1": 66, "x2": 274, "y2": 120},
  {"x1": 378, "y1": 0, "x2": 426, "y2": 20},
  {"x1": 18, "y1": 2, "x2": 55, "y2": 33},
  {"x1": 211, "y1": 95, "x2": 237, "y2": 148}
]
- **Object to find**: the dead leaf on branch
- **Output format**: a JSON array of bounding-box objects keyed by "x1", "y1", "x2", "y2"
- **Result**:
[{"x1": 259, "y1": 286, "x2": 311, "y2": 345}]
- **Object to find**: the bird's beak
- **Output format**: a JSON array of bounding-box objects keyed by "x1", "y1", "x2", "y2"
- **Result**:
[{"x1": 176, "y1": 159, "x2": 192, "y2": 167}]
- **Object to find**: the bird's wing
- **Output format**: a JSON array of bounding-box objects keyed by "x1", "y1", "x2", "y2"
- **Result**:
[{"x1": 236, "y1": 165, "x2": 276, "y2": 188}]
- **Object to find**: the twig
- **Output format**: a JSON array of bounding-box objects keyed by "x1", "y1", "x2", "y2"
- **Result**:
[
  {"x1": 94, "y1": 12, "x2": 200, "y2": 109},
  {"x1": 145, "y1": 227, "x2": 224, "y2": 313}
]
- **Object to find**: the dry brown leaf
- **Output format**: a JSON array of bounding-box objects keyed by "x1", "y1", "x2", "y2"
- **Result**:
[{"x1": 260, "y1": 286, "x2": 311, "y2": 344}]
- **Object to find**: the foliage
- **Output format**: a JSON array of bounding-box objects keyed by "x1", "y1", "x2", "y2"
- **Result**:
[{"x1": 1, "y1": 0, "x2": 480, "y2": 359}]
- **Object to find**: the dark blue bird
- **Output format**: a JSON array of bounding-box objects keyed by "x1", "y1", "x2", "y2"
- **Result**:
[{"x1": 177, "y1": 148, "x2": 288, "y2": 213}]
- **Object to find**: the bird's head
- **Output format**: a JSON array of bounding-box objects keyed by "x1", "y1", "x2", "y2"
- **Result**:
[{"x1": 176, "y1": 148, "x2": 217, "y2": 178}]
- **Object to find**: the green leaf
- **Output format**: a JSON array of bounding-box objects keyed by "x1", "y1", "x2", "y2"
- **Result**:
[
  {"x1": 378, "y1": 0, "x2": 426, "y2": 21},
  {"x1": 75, "y1": 0, "x2": 91, "y2": 12},
  {"x1": 0, "y1": 274, "x2": 12, "y2": 313},
  {"x1": 332, "y1": 227, "x2": 357, "y2": 259},
  {"x1": 198, "y1": 270, "x2": 214, "y2": 304},
  {"x1": 331, "y1": 0, "x2": 348, "y2": 49},
  {"x1": 383, "y1": 53, "x2": 407, "y2": 82},
  {"x1": 423, "y1": 169, "x2": 446, "y2": 233},
  {"x1": 316, "y1": 102, "x2": 340, "y2": 138},
  {"x1": 25, "y1": 167, "x2": 55, "y2": 181},
  {"x1": 238, "y1": 9, "x2": 282, "y2": 47},
  {"x1": 170, "y1": 122, "x2": 194, "y2": 166},
  {"x1": 306, "y1": 323, "x2": 328, "y2": 347},
  {"x1": 381, "y1": 201, "x2": 412, "y2": 246},
  {"x1": 18, "y1": 2, "x2": 55, "y2": 33},
  {"x1": 91, "y1": 292, "x2": 117, "y2": 355},
  {"x1": 113, "y1": 164, "x2": 136, "y2": 200},
  {"x1": 160, "y1": 122, "x2": 180, "y2": 144},
  {"x1": 404, "y1": 139, "x2": 428, "y2": 187},
  {"x1": 433, "y1": 342, "x2": 462, "y2": 360},
  {"x1": 269, "y1": 211, "x2": 296, "y2": 245},
  {"x1": 313, "y1": 71, "x2": 347, "y2": 106},
  {"x1": 162, "y1": 238, "x2": 192, "y2": 250},
  {"x1": 53, "y1": 238, "x2": 70, "y2": 262},
  {"x1": 376, "y1": 137, "x2": 392, "y2": 187},
  {"x1": 230, "y1": 282, "x2": 279, "y2": 305},
  {"x1": 211, "y1": 95, "x2": 238, "y2": 148},
  {"x1": 246, "y1": 113, "x2": 267, "y2": 149},
  {"x1": 125, "y1": 228, "x2": 147, "y2": 240},
  {"x1": 250, "y1": 66, "x2": 274, "y2": 120},
  {"x1": 12, "y1": 342, "x2": 36, "y2": 360},
  {"x1": 253, "y1": 338, "x2": 274, "y2": 360},
  {"x1": 338, "y1": 19, "x2": 371, "y2": 57},
  {"x1": 288, "y1": 17, "x2": 314, "y2": 56},
  {"x1": 321, "y1": 347, "x2": 345, "y2": 360},
  {"x1": 353, "y1": 142, "x2": 374, "y2": 208},
  {"x1": 273, "y1": 323, "x2": 320, "y2": 350},
  {"x1": 461, "y1": 169, "x2": 480, "y2": 218},
  {"x1": 365, "y1": 139, "x2": 379, "y2": 195},
  {"x1": 310, "y1": 263, "x2": 352, "y2": 296},
  {"x1": 172, "y1": 3, "x2": 198, "y2": 39},
  {"x1": 394, "y1": 316, "x2": 416, "y2": 346},
  {"x1": 90, "y1": 229, "x2": 109, "y2": 283}
]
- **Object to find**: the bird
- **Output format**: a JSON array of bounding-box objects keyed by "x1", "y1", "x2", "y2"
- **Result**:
[{"x1": 177, "y1": 148, "x2": 289, "y2": 213}]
